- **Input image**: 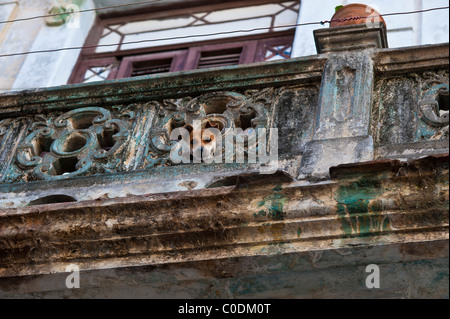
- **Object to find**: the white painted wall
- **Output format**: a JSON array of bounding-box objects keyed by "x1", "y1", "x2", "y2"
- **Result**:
[
  {"x1": 0, "y1": 0, "x2": 49, "y2": 92},
  {"x1": 11, "y1": 0, "x2": 96, "y2": 90},
  {"x1": 0, "y1": 1, "x2": 17, "y2": 39},
  {"x1": 292, "y1": 0, "x2": 449, "y2": 57}
]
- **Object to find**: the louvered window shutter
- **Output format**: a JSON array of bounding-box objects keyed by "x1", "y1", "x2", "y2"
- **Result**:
[
  {"x1": 130, "y1": 58, "x2": 173, "y2": 76},
  {"x1": 114, "y1": 51, "x2": 187, "y2": 79},
  {"x1": 71, "y1": 35, "x2": 294, "y2": 83},
  {"x1": 196, "y1": 48, "x2": 243, "y2": 69}
]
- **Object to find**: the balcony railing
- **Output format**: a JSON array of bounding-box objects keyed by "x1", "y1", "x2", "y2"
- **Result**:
[{"x1": 0, "y1": 26, "x2": 448, "y2": 297}]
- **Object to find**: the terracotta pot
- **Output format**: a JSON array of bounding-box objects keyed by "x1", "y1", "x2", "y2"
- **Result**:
[{"x1": 330, "y1": 3, "x2": 386, "y2": 28}]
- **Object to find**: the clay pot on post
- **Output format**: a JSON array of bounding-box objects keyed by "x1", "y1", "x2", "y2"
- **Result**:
[{"x1": 330, "y1": 3, "x2": 386, "y2": 28}]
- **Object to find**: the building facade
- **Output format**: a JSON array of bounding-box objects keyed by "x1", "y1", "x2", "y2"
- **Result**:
[{"x1": 0, "y1": 0, "x2": 448, "y2": 298}]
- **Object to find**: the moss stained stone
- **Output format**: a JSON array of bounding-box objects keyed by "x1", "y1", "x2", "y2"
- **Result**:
[{"x1": 335, "y1": 178, "x2": 390, "y2": 236}]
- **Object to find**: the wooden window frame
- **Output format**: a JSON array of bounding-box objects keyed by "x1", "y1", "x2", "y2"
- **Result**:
[
  {"x1": 183, "y1": 41, "x2": 258, "y2": 70},
  {"x1": 69, "y1": 33, "x2": 294, "y2": 83},
  {"x1": 69, "y1": 0, "x2": 297, "y2": 84},
  {"x1": 115, "y1": 41, "x2": 258, "y2": 79},
  {"x1": 69, "y1": 58, "x2": 118, "y2": 84},
  {"x1": 83, "y1": 0, "x2": 294, "y2": 56},
  {"x1": 255, "y1": 35, "x2": 296, "y2": 62},
  {"x1": 115, "y1": 50, "x2": 187, "y2": 78}
]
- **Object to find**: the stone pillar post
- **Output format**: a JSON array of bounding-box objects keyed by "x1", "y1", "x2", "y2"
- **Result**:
[{"x1": 299, "y1": 24, "x2": 388, "y2": 179}]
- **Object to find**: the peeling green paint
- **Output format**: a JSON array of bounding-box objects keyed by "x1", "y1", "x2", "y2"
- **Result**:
[
  {"x1": 369, "y1": 200, "x2": 383, "y2": 212},
  {"x1": 272, "y1": 185, "x2": 283, "y2": 192},
  {"x1": 335, "y1": 178, "x2": 390, "y2": 235},
  {"x1": 253, "y1": 186, "x2": 288, "y2": 220},
  {"x1": 254, "y1": 210, "x2": 266, "y2": 217},
  {"x1": 433, "y1": 271, "x2": 449, "y2": 284},
  {"x1": 417, "y1": 121, "x2": 438, "y2": 141}
]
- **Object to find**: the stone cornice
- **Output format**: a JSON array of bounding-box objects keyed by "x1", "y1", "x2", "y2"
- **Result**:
[
  {"x1": 374, "y1": 43, "x2": 449, "y2": 75},
  {"x1": 0, "y1": 43, "x2": 448, "y2": 119},
  {"x1": 0, "y1": 155, "x2": 448, "y2": 278},
  {"x1": 0, "y1": 57, "x2": 326, "y2": 119}
]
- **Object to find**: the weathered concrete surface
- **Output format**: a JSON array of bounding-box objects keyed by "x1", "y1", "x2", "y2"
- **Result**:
[
  {"x1": 314, "y1": 24, "x2": 388, "y2": 54},
  {"x1": 0, "y1": 247, "x2": 448, "y2": 299},
  {"x1": 299, "y1": 136, "x2": 374, "y2": 179},
  {"x1": 11, "y1": 0, "x2": 96, "y2": 90},
  {"x1": 375, "y1": 140, "x2": 449, "y2": 161},
  {"x1": 0, "y1": 155, "x2": 448, "y2": 298}
]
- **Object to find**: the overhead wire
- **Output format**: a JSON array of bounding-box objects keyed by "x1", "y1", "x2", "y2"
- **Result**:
[{"x1": 0, "y1": 5, "x2": 448, "y2": 59}]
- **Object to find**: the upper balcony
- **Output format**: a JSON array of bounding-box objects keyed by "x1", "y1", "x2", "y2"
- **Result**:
[
  {"x1": 0, "y1": 24, "x2": 448, "y2": 206},
  {"x1": 0, "y1": 4, "x2": 448, "y2": 298}
]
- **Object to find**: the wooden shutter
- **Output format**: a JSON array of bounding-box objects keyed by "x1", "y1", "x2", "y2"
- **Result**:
[
  {"x1": 68, "y1": 58, "x2": 118, "y2": 84},
  {"x1": 183, "y1": 41, "x2": 258, "y2": 70},
  {"x1": 130, "y1": 58, "x2": 173, "y2": 76},
  {"x1": 115, "y1": 50, "x2": 187, "y2": 79},
  {"x1": 254, "y1": 35, "x2": 295, "y2": 62},
  {"x1": 197, "y1": 47, "x2": 243, "y2": 69}
]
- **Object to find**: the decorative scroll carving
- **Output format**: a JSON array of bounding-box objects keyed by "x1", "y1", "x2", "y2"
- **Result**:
[
  {"x1": 333, "y1": 67, "x2": 356, "y2": 122},
  {"x1": 418, "y1": 70, "x2": 449, "y2": 140},
  {"x1": 8, "y1": 106, "x2": 132, "y2": 182},
  {"x1": 1, "y1": 89, "x2": 274, "y2": 183},
  {"x1": 420, "y1": 98, "x2": 449, "y2": 126},
  {"x1": 144, "y1": 90, "x2": 271, "y2": 168},
  {"x1": 45, "y1": 0, "x2": 83, "y2": 27},
  {"x1": 0, "y1": 119, "x2": 12, "y2": 138}
]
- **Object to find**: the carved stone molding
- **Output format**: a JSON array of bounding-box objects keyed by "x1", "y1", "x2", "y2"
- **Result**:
[
  {"x1": 7, "y1": 106, "x2": 132, "y2": 182},
  {"x1": 1, "y1": 88, "x2": 278, "y2": 183},
  {"x1": 145, "y1": 90, "x2": 272, "y2": 168},
  {"x1": 371, "y1": 69, "x2": 450, "y2": 148},
  {"x1": 418, "y1": 70, "x2": 449, "y2": 141}
]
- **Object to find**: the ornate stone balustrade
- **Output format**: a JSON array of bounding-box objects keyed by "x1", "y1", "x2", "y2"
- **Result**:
[{"x1": 0, "y1": 25, "x2": 448, "y2": 298}]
